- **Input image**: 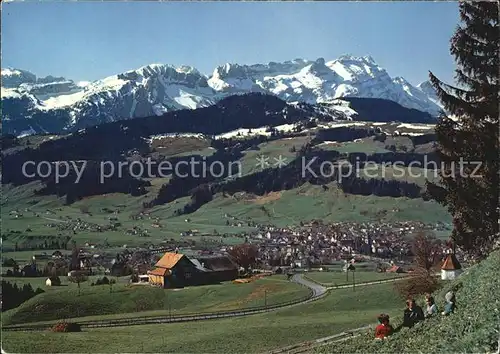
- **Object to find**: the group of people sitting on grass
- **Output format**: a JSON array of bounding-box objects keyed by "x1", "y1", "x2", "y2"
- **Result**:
[{"x1": 374, "y1": 291, "x2": 457, "y2": 340}]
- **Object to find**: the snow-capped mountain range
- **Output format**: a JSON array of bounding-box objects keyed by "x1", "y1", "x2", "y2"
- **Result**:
[{"x1": 1, "y1": 55, "x2": 443, "y2": 136}]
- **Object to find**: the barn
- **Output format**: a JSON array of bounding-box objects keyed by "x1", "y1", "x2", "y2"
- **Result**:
[
  {"x1": 148, "y1": 252, "x2": 239, "y2": 288},
  {"x1": 148, "y1": 252, "x2": 198, "y2": 288},
  {"x1": 192, "y1": 256, "x2": 239, "y2": 283}
]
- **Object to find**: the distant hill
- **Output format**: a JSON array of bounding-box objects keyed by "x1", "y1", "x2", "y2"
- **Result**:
[{"x1": 341, "y1": 97, "x2": 436, "y2": 124}]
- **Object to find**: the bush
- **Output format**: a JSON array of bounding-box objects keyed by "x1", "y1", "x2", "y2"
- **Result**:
[
  {"x1": 394, "y1": 272, "x2": 440, "y2": 299},
  {"x1": 3, "y1": 258, "x2": 17, "y2": 267},
  {"x1": 51, "y1": 321, "x2": 81, "y2": 333},
  {"x1": 91, "y1": 276, "x2": 111, "y2": 286},
  {"x1": 373, "y1": 134, "x2": 387, "y2": 143}
]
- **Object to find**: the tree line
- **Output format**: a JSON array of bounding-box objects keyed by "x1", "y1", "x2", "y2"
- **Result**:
[
  {"x1": 312, "y1": 126, "x2": 381, "y2": 143},
  {"x1": 1, "y1": 281, "x2": 44, "y2": 312}
]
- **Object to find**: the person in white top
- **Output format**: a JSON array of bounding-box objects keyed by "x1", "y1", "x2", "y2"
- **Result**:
[{"x1": 425, "y1": 294, "x2": 438, "y2": 318}]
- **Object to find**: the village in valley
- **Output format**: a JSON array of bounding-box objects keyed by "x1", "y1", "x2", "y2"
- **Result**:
[
  {"x1": 1, "y1": 1, "x2": 498, "y2": 353},
  {"x1": 2, "y1": 205, "x2": 459, "y2": 286},
  {"x1": 2, "y1": 202, "x2": 464, "y2": 304}
]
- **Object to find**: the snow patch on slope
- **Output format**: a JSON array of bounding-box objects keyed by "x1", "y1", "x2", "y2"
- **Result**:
[
  {"x1": 215, "y1": 127, "x2": 271, "y2": 140},
  {"x1": 1, "y1": 68, "x2": 23, "y2": 77},
  {"x1": 317, "y1": 121, "x2": 368, "y2": 129},
  {"x1": 396, "y1": 123, "x2": 434, "y2": 130},
  {"x1": 145, "y1": 133, "x2": 206, "y2": 145},
  {"x1": 41, "y1": 90, "x2": 87, "y2": 109},
  {"x1": 1, "y1": 87, "x2": 23, "y2": 99},
  {"x1": 18, "y1": 126, "x2": 38, "y2": 138},
  {"x1": 77, "y1": 81, "x2": 91, "y2": 88},
  {"x1": 401, "y1": 132, "x2": 427, "y2": 136}
]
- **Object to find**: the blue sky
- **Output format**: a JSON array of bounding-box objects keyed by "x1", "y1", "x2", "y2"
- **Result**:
[{"x1": 2, "y1": 1, "x2": 459, "y2": 85}]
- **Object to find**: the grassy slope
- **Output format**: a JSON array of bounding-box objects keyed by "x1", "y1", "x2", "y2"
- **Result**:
[
  {"x1": 238, "y1": 136, "x2": 310, "y2": 176},
  {"x1": 2, "y1": 275, "x2": 309, "y2": 326},
  {"x1": 194, "y1": 183, "x2": 451, "y2": 227},
  {"x1": 317, "y1": 250, "x2": 500, "y2": 353},
  {"x1": 2, "y1": 283, "x2": 403, "y2": 353},
  {"x1": 318, "y1": 138, "x2": 391, "y2": 154}
]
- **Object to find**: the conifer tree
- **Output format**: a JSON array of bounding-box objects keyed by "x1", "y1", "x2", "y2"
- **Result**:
[{"x1": 427, "y1": 1, "x2": 499, "y2": 259}]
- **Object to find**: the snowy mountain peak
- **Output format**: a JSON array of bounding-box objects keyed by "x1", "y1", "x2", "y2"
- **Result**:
[
  {"x1": 417, "y1": 80, "x2": 435, "y2": 94},
  {"x1": 210, "y1": 59, "x2": 314, "y2": 81},
  {"x1": 213, "y1": 62, "x2": 243, "y2": 78},
  {"x1": 363, "y1": 55, "x2": 376, "y2": 63},
  {"x1": 417, "y1": 80, "x2": 443, "y2": 111},
  {"x1": 2, "y1": 68, "x2": 25, "y2": 77},
  {"x1": 116, "y1": 63, "x2": 210, "y2": 90},
  {"x1": 177, "y1": 65, "x2": 201, "y2": 75},
  {"x1": 393, "y1": 76, "x2": 411, "y2": 85},
  {"x1": 120, "y1": 63, "x2": 201, "y2": 79},
  {"x1": 335, "y1": 54, "x2": 377, "y2": 65},
  {"x1": 325, "y1": 55, "x2": 389, "y2": 84},
  {"x1": 1, "y1": 68, "x2": 37, "y2": 88},
  {"x1": 3, "y1": 54, "x2": 443, "y2": 136},
  {"x1": 306, "y1": 57, "x2": 333, "y2": 76},
  {"x1": 315, "y1": 57, "x2": 326, "y2": 65}
]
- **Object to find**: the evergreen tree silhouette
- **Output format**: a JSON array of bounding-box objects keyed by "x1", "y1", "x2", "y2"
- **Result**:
[{"x1": 427, "y1": 2, "x2": 499, "y2": 259}]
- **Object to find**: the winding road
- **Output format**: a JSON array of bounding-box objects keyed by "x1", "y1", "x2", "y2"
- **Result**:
[{"x1": 292, "y1": 273, "x2": 328, "y2": 298}]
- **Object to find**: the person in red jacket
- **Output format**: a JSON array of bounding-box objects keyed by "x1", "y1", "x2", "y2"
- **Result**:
[{"x1": 375, "y1": 314, "x2": 394, "y2": 339}]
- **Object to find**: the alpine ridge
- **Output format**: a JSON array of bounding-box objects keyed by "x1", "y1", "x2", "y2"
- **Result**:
[{"x1": 1, "y1": 55, "x2": 443, "y2": 136}]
